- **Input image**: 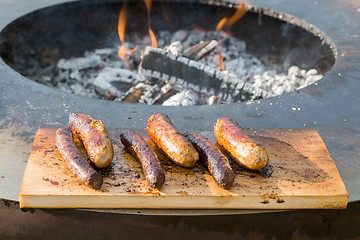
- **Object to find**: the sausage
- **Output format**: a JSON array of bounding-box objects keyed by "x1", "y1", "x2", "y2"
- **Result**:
[
  {"x1": 55, "y1": 127, "x2": 103, "y2": 189},
  {"x1": 120, "y1": 130, "x2": 165, "y2": 189},
  {"x1": 147, "y1": 113, "x2": 199, "y2": 168},
  {"x1": 68, "y1": 113, "x2": 114, "y2": 168},
  {"x1": 214, "y1": 117, "x2": 269, "y2": 170},
  {"x1": 184, "y1": 132, "x2": 235, "y2": 189}
]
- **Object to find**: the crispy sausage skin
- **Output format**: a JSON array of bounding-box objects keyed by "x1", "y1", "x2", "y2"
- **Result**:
[
  {"x1": 68, "y1": 113, "x2": 114, "y2": 168},
  {"x1": 214, "y1": 117, "x2": 269, "y2": 170},
  {"x1": 56, "y1": 127, "x2": 103, "y2": 189},
  {"x1": 120, "y1": 130, "x2": 165, "y2": 189},
  {"x1": 147, "y1": 113, "x2": 199, "y2": 168},
  {"x1": 184, "y1": 132, "x2": 235, "y2": 189}
]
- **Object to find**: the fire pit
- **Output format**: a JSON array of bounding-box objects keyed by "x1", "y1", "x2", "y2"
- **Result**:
[
  {"x1": 0, "y1": 0, "x2": 334, "y2": 105},
  {"x1": 1, "y1": 0, "x2": 360, "y2": 239}
]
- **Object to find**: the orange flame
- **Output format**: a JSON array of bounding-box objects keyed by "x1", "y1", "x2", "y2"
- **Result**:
[
  {"x1": 219, "y1": 54, "x2": 225, "y2": 71},
  {"x1": 216, "y1": 2, "x2": 247, "y2": 33},
  {"x1": 144, "y1": 0, "x2": 152, "y2": 13},
  {"x1": 216, "y1": 17, "x2": 228, "y2": 32},
  {"x1": 117, "y1": 2, "x2": 127, "y2": 57},
  {"x1": 143, "y1": 0, "x2": 158, "y2": 48},
  {"x1": 117, "y1": 2, "x2": 137, "y2": 68},
  {"x1": 216, "y1": 2, "x2": 247, "y2": 70},
  {"x1": 148, "y1": 27, "x2": 158, "y2": 48}
]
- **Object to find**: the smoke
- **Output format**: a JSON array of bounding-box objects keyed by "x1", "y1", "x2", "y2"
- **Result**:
[{"x1": 280, "y1": 22, "x2": 335, "y2": 74}]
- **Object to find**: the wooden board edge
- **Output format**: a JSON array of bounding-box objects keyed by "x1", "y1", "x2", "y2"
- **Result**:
[
  {"x1": 19, "y1": 194, "x2": 349, "y2": 210},
  {"x1": 315, "y1": 131, "x2": 350, "y2": 205},
  {"x1": 19, "y1": 128, "x2": 48, "y2": 200}
]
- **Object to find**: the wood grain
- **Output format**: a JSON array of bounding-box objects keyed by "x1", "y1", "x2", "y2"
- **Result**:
[{"x1": 20, "y1": 128, "x2": 348, "y2": 209}]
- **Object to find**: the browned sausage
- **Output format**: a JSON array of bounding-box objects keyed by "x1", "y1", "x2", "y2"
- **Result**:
[
  {"x1": 69, "y1": 113, "x2": 114, "y2": 168},
  {"x1": 120, "y1": 129, "x2": 165, "y2": 189},
  {"x1": 184, "y1": 132, "x2": 235, "y2": 189},
  {"x1": 55, "y1": 127, "x2": 103, "y2": 189},
  {"x1": 214, "y1": 117, "x2": 269, "y2": 170},
  {"x1": 147, "y1": 113, "x2": 199, "y2": 168}
]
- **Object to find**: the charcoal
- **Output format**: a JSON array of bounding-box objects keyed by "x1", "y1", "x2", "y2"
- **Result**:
[
  {"x1": 57, "y1": 54, "x2": 101, "y2": 70},
  {"x1": 157, "y1": 30, "x2": 172, "y2": 48},
  {"x1": 94, "y1": 48, "x2": 116, "y2": 56},
  {"x1": 36, "y1": 28, "x2": 322, "y2": 105},
  {"x1": 171, "y1": 30, "x2": 188, "y2": 43},
  {"x1": 183, "y1": 29, "x2": 206, "y2": 46},
  {"x1": 93, "y1": 67, "x2": 144, "y2": 98}
]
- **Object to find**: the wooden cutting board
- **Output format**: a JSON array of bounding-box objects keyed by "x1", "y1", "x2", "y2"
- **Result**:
[{"x1": 20, "y1": 128, "x2": 348, "y2": 209}]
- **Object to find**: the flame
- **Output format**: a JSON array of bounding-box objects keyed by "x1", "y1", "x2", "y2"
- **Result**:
[
  {"x1": 216, "y1": 2, "x2": 247, "y2": 33},
  {"x1": 216, "y1": 2, "x2": 247, "y2": 70},
  {"x1": 117, "y1": 2, "x2": 127, "y2": 58},
  {"x1": 219, "y1": 54, "x2": 225, "y2": 71},
  {"x1": 148, "y1": 27, "x2": 158, "y2": 48},
  {"x1": 144, "y1": 0, "x2": 152, "y2": 12},
  {"x1": 215, "y1": 17, "x2": 228, "y2": 32},
  {"x1": 143, "y1": 0, "x2": 158, "y2": 48},
  {"x1": 117, "y1": 2, "x2": 137, "y2": 68}
]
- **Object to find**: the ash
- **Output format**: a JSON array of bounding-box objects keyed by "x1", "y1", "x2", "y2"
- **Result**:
[{"x1": 40, "y1": 29, "x2": 322, "y2": 106}]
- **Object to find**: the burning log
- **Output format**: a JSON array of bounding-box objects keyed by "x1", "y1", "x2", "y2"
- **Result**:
[
  {"x1": 139, "y1": 46, "x2": 269, "y2": 102},
  {"x1": 122, "y1": 88, "x2": 144, "y2": 103}
]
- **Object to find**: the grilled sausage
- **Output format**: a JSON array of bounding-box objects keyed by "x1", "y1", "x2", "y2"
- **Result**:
[
  {"x1": 55, "y1": 127, "x2": 103, "y2": 189},
  {"x1": 69, "y1": 113, "x2": 114, "y2": 168},
  {"x1": 214, "y1": 117, "x2": 269, "y2": 170},
  {"x1": 147, "y1": 113, "x2": 199, "y2": 168},
  {"x1": 120, "y1": 130, "x2": 165, "y2": 189},
  {"x1": 184, "y1": 132, "x2": 235, "y2": 189}
]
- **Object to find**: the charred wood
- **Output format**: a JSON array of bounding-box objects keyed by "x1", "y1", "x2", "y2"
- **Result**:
[{"x1": 139, "y1": 46, "x2": 269, "y2": 102}]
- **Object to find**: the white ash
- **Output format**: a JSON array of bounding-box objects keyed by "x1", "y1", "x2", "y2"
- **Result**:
[
  {"x1": 251, "y1": 66, "x2": 322, "y2": 96},
  {"x1": 139, "y1": 84, "x2": 161, "y2": 104},
  {"x1": 38, "y1": 29, "x2": 322, "y2": 106},
  {"x1": 164, "y1": 41, "x2": 183, "y2": 56},
  {"x1": 185, "y1": 31, "x2": 322, "y2": 97},
  {"x1": 162, "y1": 89, "x2": 199, "y2": 106},
  {"x1": 207, "y1": 96, "x2": 217, "y2": 105}
]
